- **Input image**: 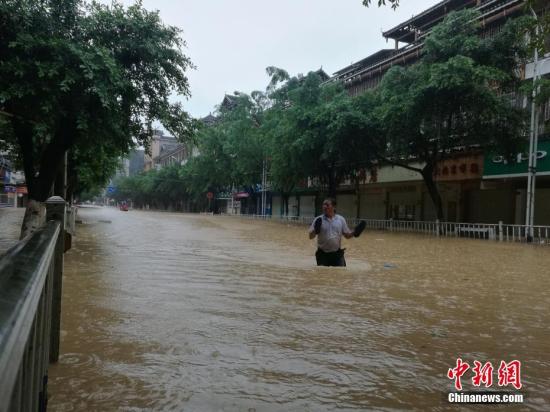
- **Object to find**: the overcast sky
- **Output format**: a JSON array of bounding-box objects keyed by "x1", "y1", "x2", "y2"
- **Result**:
[{"x1": 113, "y1": 0, "x2": 440, "y2": 119}]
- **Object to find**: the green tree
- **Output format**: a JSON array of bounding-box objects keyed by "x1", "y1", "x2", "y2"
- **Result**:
[
  {"x1": 150, "y1": 164, "x2": 187, "y2": 210},
  {"x1": 308, "y1": 83, "x2": 379, "y2": 198},
  {"x1": 0, "y1": 0, "x2": 193, "y2": 234},
  {"x1": 375, "y1": 10, "x2": 528, "y2": 219},
  {"x1": 178, "y1": 91, "x2": 269, "y2": 212},
  {"x1": 362, "y1": 0, "x2": 399, "y2": 9},
  {"x1": 67, "y1": 142, "x2": 127, "y2": 200},
  {"x1": 261, "y1": 70, "x2": 324, "y2": 213},
  {"x1": 217, "y1": 92, "x2": 266, "y2": 188},
  {"x1": 265, "y1": 70, "x2": 378, "y2": 201},
  {"x1": 188, "y1": 121, "x2": 237, "y2": 201},
  {"x1": 113, "y1": 170, "x2": 161, "y2": 209}
]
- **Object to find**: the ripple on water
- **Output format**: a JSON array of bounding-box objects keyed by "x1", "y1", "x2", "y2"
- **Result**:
[{"x1": 59, "y1": 352, "x2": 102, "y2": 368}]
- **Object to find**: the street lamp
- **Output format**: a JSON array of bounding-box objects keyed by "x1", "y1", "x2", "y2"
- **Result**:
[{"x1": 525, "y1": 7, "x2": 541, "y2": 241}]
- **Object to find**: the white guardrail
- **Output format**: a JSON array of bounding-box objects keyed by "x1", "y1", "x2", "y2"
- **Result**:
[{"x1": 220, "y1": 214, "x2": 550, "y2": 245}]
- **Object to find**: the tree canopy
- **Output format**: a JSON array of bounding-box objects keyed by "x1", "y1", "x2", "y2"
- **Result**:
[
  {"x1": 111, "y1": 7, "x2": 533, "y2": 221},
  {"x1": 362, "y1": 0, "x2": 399, "y2": 9},
  {"x1": 376, "y1": 10, "x2": 528, "y2": 218},
  {"x1": 0, "y1": 0, "x2": 194, "y2": 204}
]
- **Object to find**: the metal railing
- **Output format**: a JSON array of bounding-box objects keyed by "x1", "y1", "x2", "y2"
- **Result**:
[
  {"x1": 0, "y1": 197, "x2": 66, "y2": 412},
  {"x1": 220, "y1": 213, "x2": 550, "y2": 245}
]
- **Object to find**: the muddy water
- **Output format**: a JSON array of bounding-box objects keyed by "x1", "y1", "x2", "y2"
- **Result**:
[{"x1": 48, "y1": 207, "x2": 550, "y2": 411}]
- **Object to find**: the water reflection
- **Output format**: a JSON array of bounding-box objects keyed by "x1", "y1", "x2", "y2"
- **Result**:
[{"x1": 48, "y1": 207, "x2": 550, "y2": 411}]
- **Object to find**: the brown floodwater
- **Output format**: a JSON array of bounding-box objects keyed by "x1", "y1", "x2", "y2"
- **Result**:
[{"x1": 48, "y1": 207, "x2": 550, "y2": 411}]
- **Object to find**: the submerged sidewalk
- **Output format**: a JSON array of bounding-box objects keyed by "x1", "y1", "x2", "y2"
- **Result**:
[{"x1": 0, "y1": 207, "x2": 25, "y2": 254}]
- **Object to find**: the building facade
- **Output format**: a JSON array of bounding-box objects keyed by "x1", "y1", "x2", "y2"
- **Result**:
[{"x1": 270, "y1": 0, "x2": 550, "y2": 225}]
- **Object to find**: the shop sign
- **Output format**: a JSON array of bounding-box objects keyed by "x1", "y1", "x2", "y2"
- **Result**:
[
  {"x1": 374, "y1": 163, "x2": 423, "y2": 183},
  {"x1": 216, "y1": 191, "x2": 232, "y2": 199},
  {"x1": 483, "y1": 141, "x2": 550, "y2": 179},
  {"x1": 434, "y1": 154, "x2": 483, "y2": 181}
]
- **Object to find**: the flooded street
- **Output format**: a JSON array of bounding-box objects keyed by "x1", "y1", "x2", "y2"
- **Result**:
[{"x1": 48, "y1": 207, "x2": 550, "y2": 411}]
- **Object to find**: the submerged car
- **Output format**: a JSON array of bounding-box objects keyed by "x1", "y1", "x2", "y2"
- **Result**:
[{"x1": 119, "y1": 203, "x2": 129, "y2": 211}]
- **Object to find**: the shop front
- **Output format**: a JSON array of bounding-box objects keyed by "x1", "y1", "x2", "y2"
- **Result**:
[{"x1": 480, "y1": 141, "x2": 550, "y2": 225}]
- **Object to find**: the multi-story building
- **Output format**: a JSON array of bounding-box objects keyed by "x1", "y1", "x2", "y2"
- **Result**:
[
  {"x1": 156, "y1": 144, "x2": 192, "y2": 169},
  {"x1": 148, "y1": 121, "x2": 213, "y2": 171},
  {"x1": 272, "y1": 0, "x2": 550, "y2": 224},
  {"x1": 333, "y1": 0, "x2": 528, "y2": 95},
  {"x1": 143, "y1": 130, "x2": 182, "y2": 171}
]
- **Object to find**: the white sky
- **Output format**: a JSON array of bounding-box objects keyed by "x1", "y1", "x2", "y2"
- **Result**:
[{"x1": 112, "y1": 0, "x2": 440, "y2": 119}]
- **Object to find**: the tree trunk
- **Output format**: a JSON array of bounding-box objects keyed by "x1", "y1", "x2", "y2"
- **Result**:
[
  {"x1": 20, "y1": 199, "x2": 46, "y2": 240},
  {"x1": 12, "y1": 120, "x2": 46, "y2": 239},
  {"x1": 327, "y1": 168, "x2": 337, "y2": 198},
  {"x1": 355, "y1": 177, "x2": 361, "y2": 219},
  {"x1": 34, "y1": 130, "x2": 74, "y2": 202},
  {"x1": 15, "y1": 119, "x2": 75, "y2": 238},
  {"x1": 283, "y1": 194, "x2": 289, "y2": 216},
  {"x1": 54, "y1": 151, "x2": 67, "y2": 199},
  {"x1": 421, "y1": 164, "x2": 444, "y2": 220},
  {"x1": 66, "y1": 153, "x2": 77, "y2": 205}
]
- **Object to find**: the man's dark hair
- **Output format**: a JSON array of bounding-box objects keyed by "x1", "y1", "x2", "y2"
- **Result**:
[{"x1": 323, "y1": 197, "x2": 337, "y2": 206}]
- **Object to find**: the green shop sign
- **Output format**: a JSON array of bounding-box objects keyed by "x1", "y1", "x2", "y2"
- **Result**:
[{"x1": 483, "y1": 141, "x2": 550, "y2": 179}]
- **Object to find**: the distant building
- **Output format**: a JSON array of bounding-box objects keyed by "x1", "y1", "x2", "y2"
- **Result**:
[
  {"x1": 201, "y1": 113, "x2": 218, "y2": 127},
  {"x1": 156, "y1": 144, "x2": 190, "y2": 168},
  {"x1": 220, "y1": 94, "x2": 239, "y2": 111},
  {"x1": 144, "y1": 130, "x2": 180, "y2": 171},
  {"x1": 128, "y1": 150, "x2": 145, "y2": 176}
]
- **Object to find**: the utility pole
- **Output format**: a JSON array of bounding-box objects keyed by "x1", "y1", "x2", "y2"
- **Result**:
[
  {"x1": 525, "y1": 8, "x2": 540, "y2": 242},
  {"x1": 262, "y1": 157, "x2": 267, "y2": 216}
]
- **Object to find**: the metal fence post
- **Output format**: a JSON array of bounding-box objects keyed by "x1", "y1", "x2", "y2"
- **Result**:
[{"x1": 45, "y1": 196, "x2": 65, "y2": 363}]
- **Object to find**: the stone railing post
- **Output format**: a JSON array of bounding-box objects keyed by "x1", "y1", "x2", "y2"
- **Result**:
[
  {"x1": 46, "y1": 196, "x2": 66, "y2": 362},
  {"x1": 498, "y1": 221, "x2": 504, "y2": 242}
]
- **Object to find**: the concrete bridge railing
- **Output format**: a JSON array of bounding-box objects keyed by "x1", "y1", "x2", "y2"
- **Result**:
[{"x1": 0, "y1": 197, "x2": 66, "y2": 412}]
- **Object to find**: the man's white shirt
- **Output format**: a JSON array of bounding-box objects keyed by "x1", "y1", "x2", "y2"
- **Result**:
[{"x1": 309, "y1": 214, "x2": 351, "y2": 252}]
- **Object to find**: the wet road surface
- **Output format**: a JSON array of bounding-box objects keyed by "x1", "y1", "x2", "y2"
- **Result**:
[{"x1": 48, "y1": 207, "x2": 550, "y2": 411}]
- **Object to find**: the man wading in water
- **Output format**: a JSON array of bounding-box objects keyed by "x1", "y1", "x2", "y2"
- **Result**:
[{"x1": 308, "y1": 198, "x2": 366, "y2": 267}]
